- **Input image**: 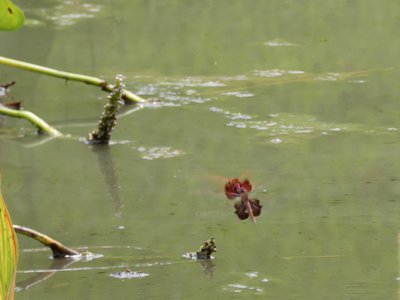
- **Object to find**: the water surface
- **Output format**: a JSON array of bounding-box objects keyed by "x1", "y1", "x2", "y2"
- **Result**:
[{"x1": 1, "y1": 1, "x2": 399, "y2": 299}]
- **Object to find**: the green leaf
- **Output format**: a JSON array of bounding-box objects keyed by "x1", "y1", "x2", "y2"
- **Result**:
[
  {"x1": 0, "y1": 0, "x2": 24, "y2": 30},
  {"x1": 0, "y1": 172, "x2": 18, "y2": 300}
]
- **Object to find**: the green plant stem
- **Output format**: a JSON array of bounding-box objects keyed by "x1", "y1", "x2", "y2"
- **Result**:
[
  {"x1": 0, "y1": 56, "x2": 146, "y2": 104},
  {"x1": 0, "y1": 105, "x2": 62, "y2": 137},
  {"x1": 13, "y1": 225, "x2": 79, "y2": 258}
]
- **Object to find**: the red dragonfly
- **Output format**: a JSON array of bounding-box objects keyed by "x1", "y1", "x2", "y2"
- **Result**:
[{"x1": 224, "y1": 178, "x2": 262, "y2": 224}]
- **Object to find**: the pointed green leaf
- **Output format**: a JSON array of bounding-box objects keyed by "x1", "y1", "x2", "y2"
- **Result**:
[
  {"x1": 0, "y1": 172, "x2": 18, "y2": 300},
  {"x1": 0, "y1": 0, "x2": 24, "y2": 31}
]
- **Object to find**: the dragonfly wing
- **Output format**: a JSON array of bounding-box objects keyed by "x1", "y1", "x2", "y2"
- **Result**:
[
  {"x1": 234, "y1": 202, "x2": 249, "y2": 220},
  {"x1": 250, "y1": 199, "x2": 262, "y2": 217}
]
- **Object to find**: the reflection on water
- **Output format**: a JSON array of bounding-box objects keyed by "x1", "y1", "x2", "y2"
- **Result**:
[
  {"x1": 90, "y1": 145, "x2": 123, "y2": 217},
  {"x1": 25, "y1": 0, "x2": 103, "y2": 28},
  {"x1": 253, "y1": 69, "x2": 305, "y2": 78},
  {"x1": 16, "y1": 245, "x2": 173, "y2": 291},
  {"x1": 16, "y1": 258, "x2": 77, "y2": 292}
]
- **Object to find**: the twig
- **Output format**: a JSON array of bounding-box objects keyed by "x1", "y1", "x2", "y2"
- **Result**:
[
  {"x1": 0, "y1": 56, "x2": 146, "y2": 104},
  {"x1": 0, "y1": 81, "x2": 16, "y2": 89},
  {"x1": 0, "y1": 104, "x2": 62, "y2": 137},
  {"x1": 13, "y1": 225, "x2": 79, "y2": 258}
]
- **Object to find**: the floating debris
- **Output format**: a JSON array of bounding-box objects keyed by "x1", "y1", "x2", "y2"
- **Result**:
[
  {"x1": 135, "y1": 83, "x2": 211, "y2": 107},
  {"x1": 196, "y1": 237, "x2": 217, "y2": 259},
  {"x1": 245, "y1": 272, "x2": 259, "y2": 278},
  {"x1": 219, "y1": 75, "x2": 248, "y2": 81},
  {"x1": 271, "y1": 138, "x2": 283, "y2": 144},
  {"x1": 109, "y1": 269, "x2": 150, "y2": 279},
  {"x1": 135, "y1": 146, "x2": 185, "y2": 160},
  {"x1": 264, "y1": 39, "x2": 298, "y2": 47},
  {"x1": 208, "y1": 106, "x2": 252, "y2": 121},
  {"x1": 209, "y1": 107, "x2": 399, "y2": 144},
  {"x1": 253, "y1": 69, "x2": 305, "y2": 78},
  {"x1": 222, "y1": 91, "x2": 254, "y2": 98},
  {"x1": 253, "y1": 69, "x2": 285, "y2": 78},
  {"x1": 316, "y1": 73, "x2": 340, "y2": 81},
  {"x1": 182, "y1": 238, "x2": 217, "y2": 260},
  {"x1": 78, "y1": 249, "x2": 104, "y2": 262},
  {"x1": 223, "y1": 283, "x2": 264, "y2": 294},
  {"x1": 161, "y1": 78, "x2": 225, "y2": 88},
  {"x1": 209, "y1": 106, "x2": 224, "y2": 113}
]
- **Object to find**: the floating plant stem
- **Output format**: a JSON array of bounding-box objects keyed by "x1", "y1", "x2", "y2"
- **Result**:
[
  {"x1": 13, "y1": 225, "x2": 79, "y2": 258},
  {"x1": 88, "y1": 74, "x2": 124, "y2": 144},
  {"x1": 0, "y1": 56, "x2": 145, "y2": 104},
  {"x1": 0, "y1": 104, "x2": 62, "y2": 137}
]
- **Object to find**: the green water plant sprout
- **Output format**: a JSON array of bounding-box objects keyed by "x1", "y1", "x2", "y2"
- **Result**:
[{"x1": 88, "y1": 74, "x2": 125, "y2": 144}]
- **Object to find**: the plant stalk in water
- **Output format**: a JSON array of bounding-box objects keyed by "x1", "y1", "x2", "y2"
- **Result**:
[
  {"x1": 0, "y1": 104, "x2": 62, "y2": 137},
  {"x1": 0, "y1": 56, "x2": 146, "y2": 104},
  {"x1": 88, "y1": 74, "x2": 125, "y2": 144},
  {"x1": 13, "y1": 225, "x2": 79, "y2": 258}
]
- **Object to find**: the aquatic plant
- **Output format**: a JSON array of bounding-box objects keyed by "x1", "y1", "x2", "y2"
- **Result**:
[
  {"x1": 0, "y1": 103, "x2": 63, "y2": 137},
  {"x1": 0, "y1": 0, "x2": 24, "y2": 30},
  {"x1": 196, "y1": 237, "x2": 217, "y2": 259},
  {"x1": 88, "y1": 74, "x2": 125, "y2": 144},
  {"x1": 0, "y1": 173, "x2": 18, "y2": 300},
  {"x1": 0, "y1": 56, "x2": 145, "y2": 104},
  {"x1": 182, "y1": 238, "x2": 217, "y2": 260},
  {"x1": 13, "y1": 225, "x2": 79, "y2": 258}
]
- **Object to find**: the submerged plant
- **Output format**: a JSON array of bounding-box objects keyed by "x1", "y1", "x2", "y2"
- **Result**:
[{"x1": 88, "y1": 74, "x2": 125, "y2": 144}]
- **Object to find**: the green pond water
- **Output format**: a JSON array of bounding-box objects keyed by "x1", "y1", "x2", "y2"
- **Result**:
[{"x1": 1, "y1": 0, "x2": 400, "y2": 299}]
